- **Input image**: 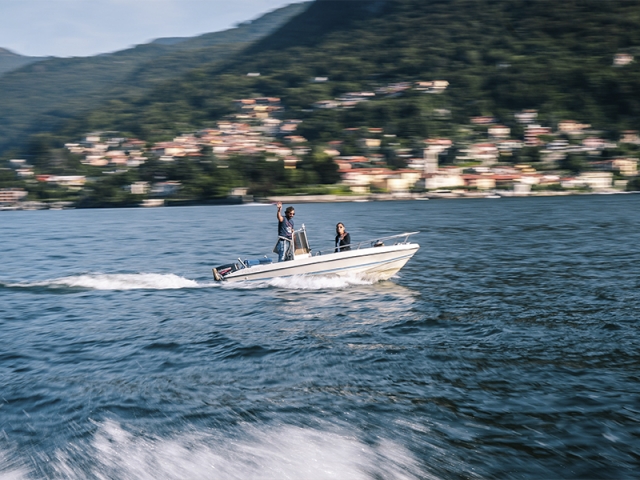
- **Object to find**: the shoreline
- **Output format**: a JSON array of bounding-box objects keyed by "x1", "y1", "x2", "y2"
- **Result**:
[
  {"x1": 262, "y1": 189, "x2": 637, "y2": 204},
  {"x1": 1, "y1": 190, "x2": 637, "y2": 211}
]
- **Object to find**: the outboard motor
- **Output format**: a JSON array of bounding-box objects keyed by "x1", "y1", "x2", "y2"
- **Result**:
[{"x1": 212, "y1": 262, "x2": 241, "y2": 281}]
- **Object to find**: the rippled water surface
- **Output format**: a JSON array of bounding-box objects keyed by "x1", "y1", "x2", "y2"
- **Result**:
[{"x1": 1, "y1": 195, "x2": 639, "y2": 479}]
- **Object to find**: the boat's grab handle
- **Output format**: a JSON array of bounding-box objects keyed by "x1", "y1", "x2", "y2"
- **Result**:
[{"x1": 315, "y1": 231, "x2": 419, "y2": 256}]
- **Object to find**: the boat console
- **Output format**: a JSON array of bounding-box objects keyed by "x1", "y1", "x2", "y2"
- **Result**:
[{"x1": 292, "y1": 225, "x2": 312, "y2": 259}]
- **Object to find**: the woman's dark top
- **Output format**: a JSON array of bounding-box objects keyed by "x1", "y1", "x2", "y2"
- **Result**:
[{"x1": 335, "y1": 232, "x2": 351, "y2": 252}]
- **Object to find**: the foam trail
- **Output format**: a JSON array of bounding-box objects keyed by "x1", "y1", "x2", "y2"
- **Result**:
[
  {"x1": 269, "y1": 274, "x2": 376, "y2": 290},
  {"x1": 6, "y1": 420, "x2": 431, "y2": 480},
  {"x1": 7, "y1": 273, "x2": 206, "y2": 291},
  {"x1": 222, "y1": 274, "x2": 378, "y2": 291},
  {"x1": 0, "y1": 450, "x2": 29, "y2": 480}
]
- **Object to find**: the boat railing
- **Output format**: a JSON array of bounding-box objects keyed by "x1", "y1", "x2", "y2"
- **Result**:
[
  {"x1": 314, "y1": 231, "x2": 419, "y2": 256},
  {"x1": 231, "y1": 229, "x2": 418, "y2": 270}
]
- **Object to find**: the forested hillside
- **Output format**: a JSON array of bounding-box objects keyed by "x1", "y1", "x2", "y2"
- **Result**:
[
  {"x1": 24, "y1": 0, "x2": 637, "y2": 154},
  {"x1": 0, "y1": 48, "x2": 47, "y2": 77},
  {"x1": 0, "y1": 2, "x2": 309, "y2": 157}
]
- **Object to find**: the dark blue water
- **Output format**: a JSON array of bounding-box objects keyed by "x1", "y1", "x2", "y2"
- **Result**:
[{"x1": 1, "y1": 195, "x2": 639, "y2": 479}]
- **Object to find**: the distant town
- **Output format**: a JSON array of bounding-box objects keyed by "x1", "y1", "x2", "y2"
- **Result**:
[{"x1": 2, "y1": 70, "x2": 639, "y2": 210}]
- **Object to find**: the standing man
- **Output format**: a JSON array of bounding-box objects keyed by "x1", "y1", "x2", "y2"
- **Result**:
[{"x1": 276, "y1": 202, "x2": 295, "y2": 261}]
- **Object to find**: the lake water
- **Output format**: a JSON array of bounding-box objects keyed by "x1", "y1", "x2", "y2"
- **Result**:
[{"x1": 1, "y1": 195, "x2": 639, "y2": 479}]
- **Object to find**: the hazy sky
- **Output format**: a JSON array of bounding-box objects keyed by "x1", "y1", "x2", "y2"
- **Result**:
[{"x1": 0, "y1": 0, "x2": 302, "y2": 58}]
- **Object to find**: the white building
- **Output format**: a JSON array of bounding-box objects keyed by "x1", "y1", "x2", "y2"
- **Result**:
[
  {"x1": 561, "y1": 172, "x2": 613, "y2": 190},
  {"x1": 614, "y1": 53, "x2": 634, "y2": 66},
  {"x1": 515, "y1": 109, "x2": 538, "y2": 124},
  {"x1": 421, "y1": 139, "x2": 452, "y2": 173},
  {"x1": 47, "y1": 176, "x2": 86, "y2": 188},
  {"x1": 127, "y1": 182, "x2": 150, "y2": 195},
  {"x1": 419, "y1": 170, "x2": 465, "y2": 190},
  {"x1": 0, "y1": 188, "x2": 28, "y2": 203},
  {"x1": 468, "y1": 143, "x2": 499, "y2": 165},
  {"x1": 488, "y1": 125, "x2": 510, "y2": 138}
]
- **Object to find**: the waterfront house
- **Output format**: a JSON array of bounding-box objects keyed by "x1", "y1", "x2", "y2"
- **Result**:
[
  {"x1": 461, "y1": 174, "x2": 496, "y2": 190},
  {"x1": 419, "y1": 170, "x2": 465, "y2": 190},
  {"x1": 492, "y1": 174, "x2": 522, "y2": 189},
  {"x1": 0, "y1": 188, "x2": 28, "y2": 204},
  {"x1": 561, "y1": 172, "x2": 613, "y2": 190},
  {"x1": 589, "y1": 158, "x2": 638, "y2": 176},
  {"x1": 341, "y1": 167, "x2": 393, "y2": 192}
]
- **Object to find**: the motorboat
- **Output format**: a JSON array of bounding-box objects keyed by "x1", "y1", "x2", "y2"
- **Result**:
[{"x1": 212, "y1": 225, "x2": 419, "y2": 283}]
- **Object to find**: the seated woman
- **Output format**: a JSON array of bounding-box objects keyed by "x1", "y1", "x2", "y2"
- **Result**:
[{"x1": 335, "y1": 222, "x2": 351, "y2": 252}]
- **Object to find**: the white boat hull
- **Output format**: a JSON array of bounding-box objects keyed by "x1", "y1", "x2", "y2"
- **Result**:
[{"x1": 220, "y1": 243, "x2": 419, "y2": 283}]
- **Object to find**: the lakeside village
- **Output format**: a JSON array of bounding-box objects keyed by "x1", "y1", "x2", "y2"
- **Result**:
[{"x1": 2, "y1": 74, "x2": 640, "y2": 210}]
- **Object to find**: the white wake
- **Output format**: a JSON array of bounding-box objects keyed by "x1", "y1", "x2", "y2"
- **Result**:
[
  {"x1": 222, "y1": 273, "x2": 379, "y2": 291},
  {"x1": 4, "y1": 272, "x2": 384, "y2": 292},
  {"x1": 7, "y1": 273, "x2": 207, "y2": 291},
  {"x1": 0, "y1": 420, "x2": 431, "y2": 480}
]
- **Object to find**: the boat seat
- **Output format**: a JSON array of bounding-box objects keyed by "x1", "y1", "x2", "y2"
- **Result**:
[{"x1": 244, "y1": 257, "x2": 273, "y2": 267}]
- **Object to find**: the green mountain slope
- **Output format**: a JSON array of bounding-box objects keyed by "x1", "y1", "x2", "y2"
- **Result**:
[
  {"x1": 0, "y1": 48, "x2": 47, "y2": 77},
  {"x1": 54, "y1": 0, "x2": 640, "y2": 148},
  {"x1": 0, "y1": 2, "x2": 309, "y2": 156}
]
